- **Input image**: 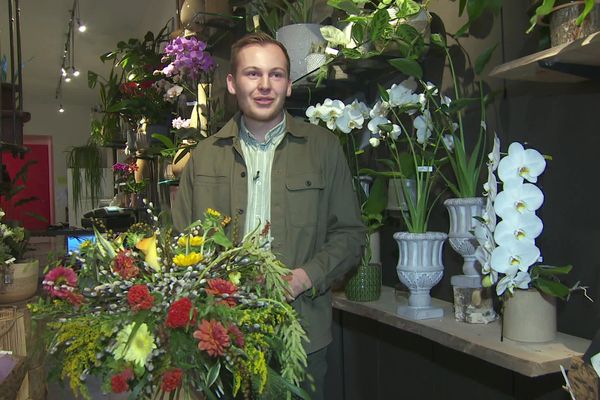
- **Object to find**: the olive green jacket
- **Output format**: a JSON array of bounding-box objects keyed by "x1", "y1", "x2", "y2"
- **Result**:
[{"x1": 172, "y1": 111, "x2": 366, "y2": 353}]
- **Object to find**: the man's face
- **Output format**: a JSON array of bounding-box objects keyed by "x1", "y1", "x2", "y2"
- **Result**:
[{"x1": 226, "y1": 43, "x2": 292, "y2": 126}]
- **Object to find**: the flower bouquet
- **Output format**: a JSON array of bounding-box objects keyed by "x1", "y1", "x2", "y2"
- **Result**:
[{"x1": 30, "y1": 206, "x2": 308, "y2": 399}]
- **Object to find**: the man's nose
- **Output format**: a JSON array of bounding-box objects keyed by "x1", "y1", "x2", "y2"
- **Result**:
[{"x1": 258, "y1": 75, "x2": 271, "y2": 90}]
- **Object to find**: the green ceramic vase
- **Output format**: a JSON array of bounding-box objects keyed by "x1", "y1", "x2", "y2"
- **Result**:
[{"x1": 344, "y1": 262, "x2": 382, "y2": 302}]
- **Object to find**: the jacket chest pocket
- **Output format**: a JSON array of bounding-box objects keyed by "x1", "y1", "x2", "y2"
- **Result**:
[
  {"x1": 193, "y1": 175, "x2": 230, "y2": 215},
  {"x1": 285, "y1": 173, "x2": 324, "y2": 227}
]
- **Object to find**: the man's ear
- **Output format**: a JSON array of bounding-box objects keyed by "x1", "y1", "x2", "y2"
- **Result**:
[
  {"x1": 226, "y1": 73, "x2": 236, "y2": 95},
  {"x1": 286, "y1": 79, "x2": 292, "y2": 97}
]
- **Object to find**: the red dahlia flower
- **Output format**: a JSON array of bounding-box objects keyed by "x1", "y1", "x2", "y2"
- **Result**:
[
  {"x1": 161, "y1": 368, "x2": 183, "y2": 392},
  {"x1": 111, "y1": 368, "x2": 134, "y2": 393},
  {"x1": 127, "y1": 284, "x2": 154, "y2": 311},
  {"x1": 166, "y1": 297, "x2": 197, "y2": 329},
  {"x1": 206, "y1": 278, "x2": 237, "y2": 307},
  {"x1": 193, "y1": 319, "x2": 230, "y2": 357},
  {"x1": 113, "y1": 250, "x2": 140, "y2": 280}
]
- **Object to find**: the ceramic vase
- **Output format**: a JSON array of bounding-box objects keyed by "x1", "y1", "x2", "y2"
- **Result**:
[
  {"x1": 394, "y1": 232, "x2": 447, "y2": 320},
  {"x1": 0, "y1": 259, "x2": 39, "y2": 304},
  {"x1": 503, "y1": 288, "x2": 557, "y2": 343},
  {"x1": 276, "y1": 24, "x2": 325, "y2": 82}
]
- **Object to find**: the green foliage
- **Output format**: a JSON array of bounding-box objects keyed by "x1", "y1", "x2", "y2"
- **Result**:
[
  {"x1": 66, "y1": 143, "x2": 104, "y2": 213},
  {"x1": 530, "y1": 264, "x2": 573, "y2": 300},
  {"x1": 248, "y1": 0, "x2": 317, "y2": 35},
  {"x1": 528, "y1": 0, "x2": 596, "y2": 33}
]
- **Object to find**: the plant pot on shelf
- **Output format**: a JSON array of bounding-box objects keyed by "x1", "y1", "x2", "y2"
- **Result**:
[
  {"x1": 179, "y1": 0, "x2": 232, "y2": 34},
  {"x1": 0, "y1": 259, "x2": 39, "y2": 304},
  {"x1": 276, "y1": 24, "x2": 325, "y2": 82},
  {"x1": 503, "y1": 288, "x2": 557, "y2": 343},
  {"x1": 387, "y1": 178, "x2": 417, "y2": 213},
  {"x1": 550, "y1": 1, "x2": 600, "y2": 46},
  {"x1": 345, "y1": 231, "x2": 382, "y2": 302},
  {"x1": 305, "y1": 52, "x2": 327, "y2": 81},
  {"x1": 444, "y1": 197, "x2": 496, "y2": 324},
  {"x1": 394, "y1": 231, "x2": 447, "y2": 320}
]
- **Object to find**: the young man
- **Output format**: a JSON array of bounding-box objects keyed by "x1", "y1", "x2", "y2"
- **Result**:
[{"x1": 172, "y1": 32, "x2": 365, "y2": 399}]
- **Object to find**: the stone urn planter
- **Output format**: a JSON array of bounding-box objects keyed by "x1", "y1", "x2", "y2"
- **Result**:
[
  {"x1": 276, "y1": 24, "x2": 325, "y2": 82},
  {"x1": 394, "y1": 231, "x2": 447, "y2": 320}
]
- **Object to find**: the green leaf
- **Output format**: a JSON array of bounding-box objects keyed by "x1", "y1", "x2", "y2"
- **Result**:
[
  {"x1": 320, "y1": 25, "x2": 349, "y2": 46},
  {"x1": 205, "y1": 361, "x2": 221, "y2": 388},
  {"x1": 370, "y1": 8, "x2": 390, "y2": 41},
  {"x1": 377, "y1": 83, "x2": 390, "y2": 102},
  {"x1": 576, "y1": 0, "x2": 596, "y2": 25},
  {"x1": 362, "y1": 176, "x2": 388, "y2": 215},
  {"x1": 430, "y1": 33, "x2": 446, "y2": 48},
  {"x1": 528, "y1": 0, "x2": 556, "y2": 33},
  {"x1": 532, "y1": 264, "x2": 573, "y2": 276},
  {"x1": 151, "y1": 133, "x2": 175, "y2": 149},
  {"x1": 327, "y1": 0, "x2": 362, "y2": 15},
  {"x1": 533, "y1": 278, "x2": 570, "y2": 300},
  {"x1": 87, "y1": 71, "x2": 99, "y2": 89},
  {"x1": 474, "y1": 44, "x2": 498, "y2": 75},
  {"x1": 211, "y1": 231, "x2": 232, "y2": 249},
  {"x1": 94, "y1": 226, "x2": 117, "y2": 259},
  {"x1": 388, "y1": 58, "x2": 423, "y2": 79}
]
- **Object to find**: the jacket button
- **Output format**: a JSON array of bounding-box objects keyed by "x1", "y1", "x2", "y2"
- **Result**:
[
  {"x1": 238, "y1": 209, "x2": 244, "y2": 215},
  {"x1": 305, "y1": 180, "x2": 312, "y2": 187},
  {"x1": 241, "y1": 171, "x2": 246, "y2": 178}
]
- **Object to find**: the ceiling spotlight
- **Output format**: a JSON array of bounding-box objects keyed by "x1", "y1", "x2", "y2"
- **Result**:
[
  {"x1": 72, "y1": 68, "x2": 80, "y2": 77},
  {"x1": 58, "y1": 105, "x2": 65, "y2": 113},
  {"x1": 61, "y1": 67, "x2": 67, "y2": 77},
  {"x1": 77, "y1": 20, "x2": 87, "y2": 33},
  {"x1": 65, "y1": 75, "x2": 72, "y2": 82}
]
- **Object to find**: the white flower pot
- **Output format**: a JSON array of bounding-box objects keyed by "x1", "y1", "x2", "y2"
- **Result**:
[
  {"x1": 0, "y1": 259, "x2": 39, "y2": 304},
  {"x1": 276, "y1": 24, "x2": 325, "y2": 82},
  {"x1": 387, "y1": 178, "x2": 417, "y2": 212},
  {"x1": 394, "y1": 231, "x2": 447, "y2": 319},
  {"x1": 444, "y1": 197, "x2": 485, "y2": 282},
  {"x1": 503, "y1": 288, "x2": 557, "y2": 343}
]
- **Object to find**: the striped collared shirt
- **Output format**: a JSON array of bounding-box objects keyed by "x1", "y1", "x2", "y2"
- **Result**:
[{"x1": 239, "y1": 114, "x2": 287, "y2": 237}]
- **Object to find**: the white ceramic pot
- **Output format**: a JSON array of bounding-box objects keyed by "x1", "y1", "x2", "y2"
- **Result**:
[
  {"x1": 394, "y1": 231, "x2": 447, "y2": 319},
  {"x1": 503, "y1": 288, "x2": 557, "y2": 343},
  {"x1": 387, "y1": 178, "x2": 417, "y2": 212},
  {"x1": 0, "y1": 259, "x2": 39, "y2": 304},
  {"x1": 276, "y1": 24, "x2": 325, "y2": 82}
]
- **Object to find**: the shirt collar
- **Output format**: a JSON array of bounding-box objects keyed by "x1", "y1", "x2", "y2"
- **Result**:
[
  {"x1": 213, "y1": 111, "x2": 307, "y2": 140},
  {"x1": 240, "y1": 113, "x2": 286, "y2": 147}
]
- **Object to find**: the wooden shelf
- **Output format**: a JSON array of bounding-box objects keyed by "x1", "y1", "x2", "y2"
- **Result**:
[
  {"x1": 489, "y1": 32, "x2": 600, "y2": 82},
  {"x1": 332, "y1": 286, "x2": 590, "y2": 377}
]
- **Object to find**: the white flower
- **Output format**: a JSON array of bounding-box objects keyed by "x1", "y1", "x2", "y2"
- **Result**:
[
  {"x1": 390, "y1": 124, "x2": 402, "y2": 140},
  {"x1": 164, "y1": 85, "x2": 183, "y2": 102},
  {"x1": 305, "y1": 105, "x2": 321, "y2": 125},
  {"x1": 369, "y1": 137, "x2": 381, "y2": 147},
  {"x1": 336, "y1": 105, "x2": 364, "y2": 133},
  {"x1": 488, "y1": 134, "x2": 501, "y2": 172},
  {"x1": 349, "y1": 100, "x2": 370, "y2": 118},
  {"x1": 494, "y1": 183, "x2": 544, "y2": 220},
  {"x1": 367, "y1": 116, "x2": 391, "y2": 136},
  {"x1": 369, "y1": 100, "x2": 389, "y2": 118},
  {"x1": 414, "y1": 109, "x2": 433, "y2": 144},
  {"x1": 442, "y1": 134, "x2": 454, "y2": 152},
  {"x1": 441, "y1": 96, "x2": 452, "y2": 107},
  {"x1": 387, "y1": 79, "x2": 420, "y2": 107},
  {"x1": 483, "y1": 166, "x2": 498, "y2": 201},
  {"x1": 172, "y1": 117, "x2": 191, "y2": 129},
  {"x1": 480, "y1": 120, "x2": 487, "y2": 131},
  {"x1": 497, "y1": 142, "x2": 546, "y2": 185},
  {"x1": 320, "y1": 99, "x2": 345, "y2": 130},
  {"x1": 494, "y1": 212, "x2": 543, "y2": 247},
  {"x1": 496, "y1": 271, "x2": 531, "y2": 296},
  {"x1": 490, "y1": 242, "x2": 540, "y2": 275},
  {"x1": 425, "y1": 81, "x2": 438, "y2": 94}
]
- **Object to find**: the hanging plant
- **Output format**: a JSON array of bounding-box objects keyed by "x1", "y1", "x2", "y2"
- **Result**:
[{"x1": 66, "y1": 143, "x2": 104, "y2": 213}]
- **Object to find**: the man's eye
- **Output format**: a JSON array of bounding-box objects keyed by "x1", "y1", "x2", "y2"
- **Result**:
[
  {"x1": 271, "y1": 72, "x2": 283, "y2": 78},
  {"x1": 247, "y1": 71, "x2": 259, "y2": 78}
]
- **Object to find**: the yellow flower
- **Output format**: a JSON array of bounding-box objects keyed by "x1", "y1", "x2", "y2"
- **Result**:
[
  {"x1": 173, "y1": 252, "x2": 204, "y2": 267},
  {"x1": 135, "y1": 234, "x2": 160, "y2": 271},
  {"x1": 206, "y1": 208, "x2": 221, "y2": 218},
  {"x1": 80, "y1": 240, "x2": 92, "y2": 249},
  {"x1": 113, "y1": 323, "x2": 156, "y2": 368},
  {"x1": 228, "y1": 272, "x2": 241, "y2": 285},
  {"x1": 177, "y1": 235, "x2": 204, "y2": 247}
]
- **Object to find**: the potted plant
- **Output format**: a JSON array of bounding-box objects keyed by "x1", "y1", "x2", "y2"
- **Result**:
[
  {"x1": 475, "y1": 137, "x2": 591, "y2": 342},
  {"x1": 305, "y1": 98, "x2": 387, "y2": 301},
  {"x1": 249, "y1": 0, "x2": 332, "y2": 81},
  {"x1": 0, "y1": 142, "x2": 39, "y2": 303},
  {"x1": 319, "y1": 0, "x2": 429, "y2": 69},
  {"x1": 67, "y1": 142, "x2": 105, "y2": 215},
  {"x1": 527, "y1": 0, "x2": 599, "y2": 46}
]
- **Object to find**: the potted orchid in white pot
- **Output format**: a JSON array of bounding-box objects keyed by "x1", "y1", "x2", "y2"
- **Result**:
[
  {"x1": 475, "y1": 137, "x2": 590, "y2": 342},
  {"x1": 364, "y1": 75, "x2": 450, "y2": 320}
]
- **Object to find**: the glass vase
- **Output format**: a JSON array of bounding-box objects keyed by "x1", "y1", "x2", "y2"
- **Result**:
[{"x1": 344, "y1": 262, "x2": 382, "y2": 302}]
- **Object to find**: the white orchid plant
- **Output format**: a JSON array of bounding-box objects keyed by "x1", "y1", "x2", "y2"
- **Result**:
[
  {"x1": 474, "y1": 138, "x2": 585, "y2": 300},
  {"x1": 306, "y1": 98, "x2": 388, "y2": 266}
]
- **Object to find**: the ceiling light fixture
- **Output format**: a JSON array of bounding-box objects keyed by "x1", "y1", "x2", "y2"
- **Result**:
[
  {"x1": 55, "y1": 0, "x2": 84, "y2": 106},
  {"x1": 58, "y1": 104, "x2": 65, "y2": 113}
]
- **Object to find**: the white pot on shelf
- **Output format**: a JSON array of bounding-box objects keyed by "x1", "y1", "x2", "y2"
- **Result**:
[
  {"x1": 394, "y1": 231, "x2": 447, "y2": 320},
  {"x1": 503, "y1": 288, "x2": 557, "y2": 343},
  {"x1": 276, "y1": 24, "x2": 325, "y2": 82}
]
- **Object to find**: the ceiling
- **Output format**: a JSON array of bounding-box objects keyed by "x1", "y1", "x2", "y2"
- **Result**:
[{"x1": 16, "y1": 0, "x2": 177, "y2": 107}]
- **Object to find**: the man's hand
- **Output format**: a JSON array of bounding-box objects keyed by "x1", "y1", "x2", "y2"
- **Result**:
[{"x1": 284, "y1": 268, "x2": 313, "y2": 300}]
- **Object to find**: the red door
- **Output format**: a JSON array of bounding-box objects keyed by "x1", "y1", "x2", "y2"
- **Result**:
[{"x1": 1, "y1": 136, "x2": 53, "y2": 230}]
